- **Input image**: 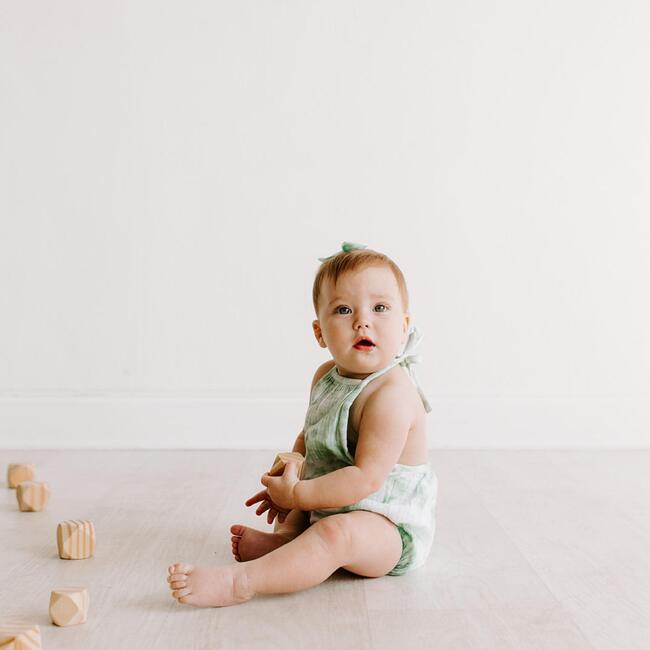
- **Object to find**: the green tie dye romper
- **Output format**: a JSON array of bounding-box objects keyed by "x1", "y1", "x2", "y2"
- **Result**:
[{"x1": 301, "y1": 326, "x2": 438, "y2": 576}]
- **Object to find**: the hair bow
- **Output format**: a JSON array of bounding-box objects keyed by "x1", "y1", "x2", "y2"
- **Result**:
[{"x1": 317, "y1": 241, "x2": 367, "y2": 263}]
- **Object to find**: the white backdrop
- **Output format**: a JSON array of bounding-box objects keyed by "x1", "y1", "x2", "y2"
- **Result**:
[{"x1": 1, "y1": 1, "x2": 649, "y2": 449}]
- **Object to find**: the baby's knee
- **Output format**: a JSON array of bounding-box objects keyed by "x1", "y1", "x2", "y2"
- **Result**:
[{"x1": 311, "y1": 514, "x2": 351, "y2": 549}]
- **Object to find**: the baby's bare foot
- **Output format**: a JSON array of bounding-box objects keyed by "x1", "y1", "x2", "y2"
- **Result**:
[
  {"x1": 230, "y1": 524, "x2": 293, "y2": 562},
  {"x1": 167, "y1": 562, "x2": 253, "y2": 608}
]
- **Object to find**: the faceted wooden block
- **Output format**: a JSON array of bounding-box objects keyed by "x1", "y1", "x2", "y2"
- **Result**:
[
  {"x1": 16, "y1": 482, "x2": 50, "y2": 512},
  {"x1": 269, "y1": 451, "x2": 305, "y2": 479},
  {"x1": 6, "y1": 464, "x2": 35, "y2": 489},
  {"x1": 0, "y1": 624, "x2": 41, "y2": 649},
  {"x1": 56, "y1": 520, "x2": 96, "y2": 559},
  {"x1": 49, "y1": 587, "x2": 89, "y2": 626}
]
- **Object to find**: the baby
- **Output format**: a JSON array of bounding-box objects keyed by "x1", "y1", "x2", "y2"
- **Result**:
[{"x1": 167, "y1": 241, "x2": 438, "y2": 607}]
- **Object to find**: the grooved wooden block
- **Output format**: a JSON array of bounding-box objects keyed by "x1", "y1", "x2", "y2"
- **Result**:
[
  {"x1": 269, "y1": 451, "x2": 305, "y2": 479},
  {"x1": 6, "y1": 464, "x2": 35, "y2": 489},
  {"x1": 49, "y1": 587, "x2": 89, "y2": 626},
  {"x1": 0, "y1": 624, "x2": 41, "y2": 649},
  {"x1": 57, "y1": 520, "x2": 96, "y2": 559},
  {"x1": 16, "y1": 482, "x2": 50, "y2": 512}
]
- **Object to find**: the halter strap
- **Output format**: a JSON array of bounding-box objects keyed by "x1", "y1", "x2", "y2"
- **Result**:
[{"x1": 393, "y1": 326, "x2": 433, "y2": 414}]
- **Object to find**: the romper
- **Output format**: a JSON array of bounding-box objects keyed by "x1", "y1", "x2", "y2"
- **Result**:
[{"x1": 302, "y1": 326, "x2": 438, "y2": 576}]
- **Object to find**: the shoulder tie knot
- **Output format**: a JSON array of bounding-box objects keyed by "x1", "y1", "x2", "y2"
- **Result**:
[{"x1": 396, "y1": 327, "x2": 432, "y2": 414}]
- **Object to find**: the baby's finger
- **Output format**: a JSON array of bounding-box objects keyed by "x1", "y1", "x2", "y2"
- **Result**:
[
  {"x1": 245, "y1": 489, "x2": 268, "y2": 506},
  {"x1": 256, "y1": 500, "x2": 271, "y2": 516},
  {"x1": 278, "y1": 511, "x2": 287, "y2": 524},
  {"x1": 267, "y1": 508, "x2": 277, "y2": 525}
]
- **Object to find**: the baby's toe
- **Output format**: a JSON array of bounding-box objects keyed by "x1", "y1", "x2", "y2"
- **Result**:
[
  {"x1": 230, "y1": 524, "x2": 245, "y2": 537},
  {"x1": 168, "y1": 562, "x2": 194, "y2": 576},
  {"x1": 170, "y1": 578, "x2": 187, "y2": 589},
  {"x1": 168, "y1": 573, "x2": 188, "y2": 582},
  {"x1": 172, "y1": 587, "x2": 192, "y2": 600}
]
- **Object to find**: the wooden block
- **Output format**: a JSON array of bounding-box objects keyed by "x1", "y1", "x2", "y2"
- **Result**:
[
  {"x1": 56, "y1": 520, "x2": 96, "y2": 560},
  {"x1": 269, "y1": 451, "x2": 305, "y2": 479},
  {"x1": 16, "y1": 482, "x2": 50, "y2": 512},
  {"x1": 0, "y1": 624, "x2": 41, "y2": 649},
  {"x1": 6, "y1": 464, "x2": 35, "y2": 489},
  {"x1": 49, "y1": 587, "x2": 89, "y2": 626}
]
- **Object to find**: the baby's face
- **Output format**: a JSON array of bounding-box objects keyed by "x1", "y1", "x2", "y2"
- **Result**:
[{"x1": 313, "y1": 265, "x2": 410, "y2": 379}]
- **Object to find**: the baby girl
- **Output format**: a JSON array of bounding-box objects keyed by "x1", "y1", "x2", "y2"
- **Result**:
[{"x1": 166, "y1": 241, "x2": 438, "y2": 607}]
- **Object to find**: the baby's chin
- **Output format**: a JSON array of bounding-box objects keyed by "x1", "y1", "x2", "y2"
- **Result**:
[{"x1": 336, "y1": 353, "x2": 395, "y2": 375}]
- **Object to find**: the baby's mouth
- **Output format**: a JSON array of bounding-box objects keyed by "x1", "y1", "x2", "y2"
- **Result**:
[{"x1": 353, "y1": 338, "x2": 376, "y2": 350}]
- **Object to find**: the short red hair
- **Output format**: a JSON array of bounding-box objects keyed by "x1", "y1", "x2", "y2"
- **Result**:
[{"x1": 312, "y1": 247, "x2": 409, "y2": 316}]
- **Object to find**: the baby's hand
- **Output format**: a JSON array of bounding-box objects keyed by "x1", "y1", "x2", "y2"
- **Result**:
[
  {"x1": 245, "y1": 488, "x2": 291, "y2": 525},
  {"x1": 260, "y1": 461, "x2": 300, "y2": 512}
]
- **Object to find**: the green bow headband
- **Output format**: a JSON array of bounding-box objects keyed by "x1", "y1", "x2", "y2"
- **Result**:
[{"x1": 317, "y1": 241, "x2": 367, "y2": 263}]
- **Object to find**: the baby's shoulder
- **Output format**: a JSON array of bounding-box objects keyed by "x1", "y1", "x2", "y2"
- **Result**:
[
  {"x1": 380, "y1": 365, "x2": 422, "y2": 404},
  {"x1": 310, "y1": 359, "x2": 336, "y2": 390},
  {"x1": 362, "y1": 365, "x2": 423, "y2": 419}
]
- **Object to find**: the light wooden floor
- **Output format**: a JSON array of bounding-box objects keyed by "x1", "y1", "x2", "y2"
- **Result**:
[{"x1": 1, "y1": 450, "x2": 649, "y2": 650}]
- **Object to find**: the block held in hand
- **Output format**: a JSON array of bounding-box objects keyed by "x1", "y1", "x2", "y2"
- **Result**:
[{"x1": 269, "y1": 451, "x2": 305, "y2": 479}]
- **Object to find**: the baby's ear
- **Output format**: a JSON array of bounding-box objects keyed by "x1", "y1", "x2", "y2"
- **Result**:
[{"x1": 312, "y1": 320, "x2": 326, "y2": 347}]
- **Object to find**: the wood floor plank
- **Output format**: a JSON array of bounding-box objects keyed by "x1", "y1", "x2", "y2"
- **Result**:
[
  {"x1": 1, "y1": 450, "x2": 372, "y2": 649},
  {"x1": 445, "y1": 451, "x2": 650, "y2": 650},
  {"x1": 367, "y1": 605, "x2": 594, "y2": 650},
  {"x1": 2, "y1": 450, "x2": 648, "y2": 649},
  {"x1": 364, "y1": 455, "x2": 593, "y2": 650}
]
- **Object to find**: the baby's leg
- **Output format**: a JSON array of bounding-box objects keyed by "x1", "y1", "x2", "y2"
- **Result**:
[
  {"x1": 274, "y1": 508, "x2": 311, "y2": 537},
  {"x1": 273, "y1": 509, "x2": 310, "y2": 539},
  {"x1": 168, "y1": 510, "x2": 403, "y2": 607},
  {"x1": 231, "y1": 508, "x2": 311, "y2": 562}
]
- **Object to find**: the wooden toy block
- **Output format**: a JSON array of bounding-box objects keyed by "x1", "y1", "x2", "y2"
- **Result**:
[
  {"x1": 6, "y1": 464, "x2": 35, "y2": 489},
  {"x1": 56, "y1": 520, "x2": 96, "y2": 559},
  {"x1": 269, "y1": 451, "x2": 305, "y2": 479},
  {"x1": 49, "y1": 587, "x2": 89, "y2": 626},
  {"x1": 0, "y1": 624, "x2": 41, "y2": 649},
  {"x1": 16, "y1": 482, "x2": 50, "y2": 512}
]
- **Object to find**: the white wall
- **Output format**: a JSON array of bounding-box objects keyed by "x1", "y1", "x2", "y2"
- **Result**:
[{"x1": 1, "y1": 1, "x2": 649, "y2": 449}]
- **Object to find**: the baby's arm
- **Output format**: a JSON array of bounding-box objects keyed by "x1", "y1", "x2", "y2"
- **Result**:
[
  {"x1": 295, "y1": 381, "x2": 415, "y2": 511},
  {"x1": 295, "y1": 465, "x2": 373, "y2": 510}
]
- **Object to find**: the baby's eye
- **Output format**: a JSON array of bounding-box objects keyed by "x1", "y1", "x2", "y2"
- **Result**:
[{"x1": 334, "y1": 304, "x2": 389, "y2": 315}]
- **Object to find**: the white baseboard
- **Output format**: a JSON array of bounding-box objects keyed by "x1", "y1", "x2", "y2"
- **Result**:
[{"x1": 0, "y1": 394, "x2": 648, "y2": 449}]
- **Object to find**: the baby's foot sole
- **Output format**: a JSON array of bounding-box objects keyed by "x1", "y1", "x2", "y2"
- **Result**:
[{"x1": 230, "y1": 524, "x2": 293, "y2": 562}]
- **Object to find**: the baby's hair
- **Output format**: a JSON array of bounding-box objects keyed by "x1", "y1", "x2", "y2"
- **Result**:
[{"x1": 312, "y1": 247, "x2": 410, "y2": 316}]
